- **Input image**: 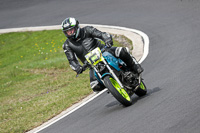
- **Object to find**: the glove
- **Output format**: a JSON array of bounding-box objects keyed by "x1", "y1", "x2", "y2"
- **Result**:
[
  {"x1": 105, "y1": 39, "x2": 113, "y2": 48},
  {"x1": 76, "y1": 66, "x2": 83, "y2": 74},
  {"x1": 105, "y1": 42, "x2": 113, "y2": 48},
  {"x1": 104, "y1": 33, "x2": 113, "y2": 48}
]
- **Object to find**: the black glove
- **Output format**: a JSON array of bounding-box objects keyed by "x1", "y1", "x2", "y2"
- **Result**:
[
  {"x1": 105, "y1": 42, "x2": 113, "y2": 48},
  {"x1": 105, "y1": 39, "x2": 113, "y2": 48},
  {"x1": 76, "y1": 66, "x2": 83, "y2": 74},
  {"x1": 104, "y1": 34, "x2": 113, "y2": 48}
]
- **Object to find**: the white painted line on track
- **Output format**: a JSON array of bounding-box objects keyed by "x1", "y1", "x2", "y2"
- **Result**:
[
  {"x1": 0, "y1": 24, "x2": 149, "y2": 133},
  {"x1": 33, "y1": 90, "x2": 107, "y2": 133}
]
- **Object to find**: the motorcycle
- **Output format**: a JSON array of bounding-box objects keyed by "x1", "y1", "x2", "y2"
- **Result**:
[{"x1": 79, "y1": 47, "x2": 147, "y2": 106}]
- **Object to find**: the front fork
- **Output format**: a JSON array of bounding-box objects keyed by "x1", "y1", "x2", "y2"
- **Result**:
[
  {"x1": 133, "y1": 74, "x2": 142, "y2": 92},
  {"x1": 94, "y1": 60, "x2": 125, "y2": 90}
]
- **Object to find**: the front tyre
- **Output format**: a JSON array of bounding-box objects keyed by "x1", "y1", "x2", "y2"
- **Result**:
[
  {"x1": 103, "y1": 76, "x2": 132, "y2": 106},
  {"x1": 135, "y1": 81, "x2": 147, "y2": 97}
]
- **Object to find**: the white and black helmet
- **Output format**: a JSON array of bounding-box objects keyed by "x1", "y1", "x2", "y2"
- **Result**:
[{"x1": 61, "y1": 17, "x2": 80, "y2": 39}]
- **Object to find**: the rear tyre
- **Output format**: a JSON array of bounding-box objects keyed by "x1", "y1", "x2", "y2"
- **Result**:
[
  {"x1": 103, "y1": 76, "x2": 132, "y2": 106},
  {"x1": 135, "y1": 81, "x2": 147, "y2": 97}
]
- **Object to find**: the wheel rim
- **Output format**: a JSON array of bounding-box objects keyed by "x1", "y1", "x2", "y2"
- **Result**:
[
  {"x1": 109, "y1": 78, "x2": 131, "y2": 101},
  {"x1": 140, "y1": 82, "x2": 146, "y2": 90}
]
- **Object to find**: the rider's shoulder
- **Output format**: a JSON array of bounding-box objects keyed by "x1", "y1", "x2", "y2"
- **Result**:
[
  {"x1": 83, "y1": 26, "x2": 95, "y2": 31},
  {"x1": 62, "y1": 39, "x2": 70, "y2": 49}
]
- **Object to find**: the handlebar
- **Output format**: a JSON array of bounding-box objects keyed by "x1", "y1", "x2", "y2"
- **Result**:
[
  {"x1": 82, "y1": 61, "x2": 89, "y2": 71},
  {"x1": 76, "y1": 46, "x2": 110, "y2": 78},
  {"x1": 101, "y1": 45, "x2": 109, "y2": 53},
  {"x1": 76, "y1": 61, "x2": 90, "y2": 78}
]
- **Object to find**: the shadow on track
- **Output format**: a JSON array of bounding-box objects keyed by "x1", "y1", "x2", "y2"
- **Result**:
[{"x1": 105, "y1": 87, "x2": 161, "y2": 108}]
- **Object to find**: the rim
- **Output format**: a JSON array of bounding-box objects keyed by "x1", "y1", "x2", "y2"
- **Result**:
[
  {"x1": 109, "y1": 78, "x2": 131, "y2": 101},
  {"x1": 140, "y1": 82, "x2": 146, "y2": 90}
]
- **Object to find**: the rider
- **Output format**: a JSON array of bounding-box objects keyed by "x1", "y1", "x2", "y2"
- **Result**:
[{"x1": 62, "y1": 17, "x2": 143, "y2": 92}]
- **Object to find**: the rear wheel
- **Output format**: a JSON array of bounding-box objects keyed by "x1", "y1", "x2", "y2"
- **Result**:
[
  {"x1": 103, "y1": 76, "x2": 132, "y2": 106},
  {"x1": 135, "y1": 81, "x2": 147, "y2": 97}
]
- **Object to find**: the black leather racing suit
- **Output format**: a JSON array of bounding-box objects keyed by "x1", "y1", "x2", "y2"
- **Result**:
[
  {"x1": 62, "y1": 26, "x2": 112, "y2": 71},
  {"x1": 63, "y1": 26, "x2": 139, "y2": 92},
  {"x1": 63, "y1": 26, "x2": 115, "y2": 91}
]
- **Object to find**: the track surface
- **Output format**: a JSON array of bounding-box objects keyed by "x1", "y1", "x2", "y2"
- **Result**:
[{"x1": 1, "y1": 0, "x2": 200, "y2": 133}]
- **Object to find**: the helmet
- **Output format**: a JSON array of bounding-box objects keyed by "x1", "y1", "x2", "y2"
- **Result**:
[{"x1": 61, "y1": 17, "x2": 80, "y2": 39}]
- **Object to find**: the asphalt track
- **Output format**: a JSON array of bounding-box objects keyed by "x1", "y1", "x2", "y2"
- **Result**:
[{"x1": 1, "y1": 0, "x2": 200, "y2": 133}]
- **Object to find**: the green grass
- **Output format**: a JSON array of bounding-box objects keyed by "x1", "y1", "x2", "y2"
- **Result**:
[{"x1": 0, "y1": 30, "x2": 126, "y2": 133}]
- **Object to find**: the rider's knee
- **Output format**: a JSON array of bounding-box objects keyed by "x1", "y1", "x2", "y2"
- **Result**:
[{"x1": 115, "y1": 47, "x2": 130, "y2": 57}]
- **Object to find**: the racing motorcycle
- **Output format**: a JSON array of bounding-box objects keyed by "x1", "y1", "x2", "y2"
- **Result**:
[{"x1": 79, "y1": 47, "x2": 147, "y2": 106}]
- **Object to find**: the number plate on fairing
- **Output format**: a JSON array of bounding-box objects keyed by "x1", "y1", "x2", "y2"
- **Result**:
[{"x1": 85, "y1": 47, "x2": 104, "y2": 66}]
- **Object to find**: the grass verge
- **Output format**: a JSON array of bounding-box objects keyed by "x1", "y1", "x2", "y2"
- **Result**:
[{"x1": 0, "y1": 30, "x2": 131, "y2": 133}]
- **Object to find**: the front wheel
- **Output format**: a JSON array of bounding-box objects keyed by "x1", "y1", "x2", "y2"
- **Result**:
[
  {"x1": 135, "y1": 81, "x2": 147, "y2": 97},
  {"x1": 103, "y1": 76, "x2": 132, "y2": 106}
]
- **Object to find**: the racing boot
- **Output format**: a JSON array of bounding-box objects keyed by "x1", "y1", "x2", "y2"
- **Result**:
[
  {"x1": 133, "y1": 64, "x2": 144, "y2": 74},
  {"x1": 115, "y1": 47, "x2": 144, "y2": 74}
]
